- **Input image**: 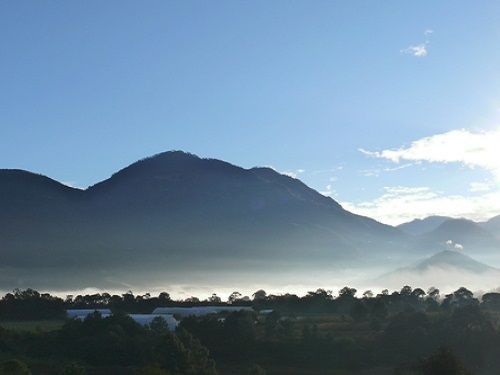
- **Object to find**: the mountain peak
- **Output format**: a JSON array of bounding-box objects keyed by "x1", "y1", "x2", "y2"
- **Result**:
[
  {"x1": 432, "y1": 218, "x2": 486, "y2": 237},
  {"x1": 415, "y1": 250, "x2": 494, "y2": 273},
  {"x1": 397, "y1": 215, "x2": 451, "y2": 236}
]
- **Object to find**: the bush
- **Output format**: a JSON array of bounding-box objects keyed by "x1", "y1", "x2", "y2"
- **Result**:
[{"x1": 0, "y1": 359, "x2": 31, "y2": 375}]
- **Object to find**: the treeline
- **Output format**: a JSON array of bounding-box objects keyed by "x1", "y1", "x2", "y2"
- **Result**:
[
  {"x1": 2, "y1": 285, "x2": 500, "y2": 320},
  {"x1": 177, "y1": 287, "x2": 500, "y2": 374},
  {"x1": 2, "y1": 286, "x2": 500, "y2": 374}
]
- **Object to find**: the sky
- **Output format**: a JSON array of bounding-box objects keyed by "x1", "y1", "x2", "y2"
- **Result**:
[{"x1": 1, "y1": 1, "x2": 500, "y2": 225}]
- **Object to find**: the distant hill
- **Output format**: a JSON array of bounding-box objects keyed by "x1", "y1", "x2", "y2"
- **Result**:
[
  {"x1": 480, "y1": 215, "x2": 500, "y2": 237},
  {"x1": 375, "y1": 250, "x2": 500, "y2": 291},
  {"x1": 397, "y1": 216, "x2": 451, "y2": 236},
  {"x1": 0, "y1": 151, "x2": 408, "y2": 290},
  {"x1": 416, "y1": 218, "x2": 500, "y2": 253},
  {"x1": 413, "y1": 250, "x2": 495, "y2": 273}
]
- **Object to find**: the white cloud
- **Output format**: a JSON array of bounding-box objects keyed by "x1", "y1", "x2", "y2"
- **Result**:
[
  {"x1": 446, "y1": 240, "x2": 464, "y2": 251},
  {"x1": 282, "y1": 171, "x2": 298, "y2": 178},
  {"x1": 265, "y1": 166, "x2": 305, "y2": 179},
  {"x1": 401, "y1": 43, "x2": 428, "y2": 57},
  {"x1": 470, "y1": 181, "x2": 493, "y2": 192},
  {"x1": 281, "y1": 169, "x2": 305, "y2": 179},
  {"x1": 321, "y1": 184, "x2": 337, "y2": 197},
  {"x1": 360, "y1": 128, "x2": 500, "y2": 180},
  {"x1": 400, "y1": 29, "x2": 433, "y2": 57},
  {"x1": 342, "y1": 186, "x2": 500, "y2": 225},
  {"x1": 353, "y1": 128, "x2": 500, "y2": 225},
  {"x1": 360, "y1": 163, "x2": 414, "y2": 178}
]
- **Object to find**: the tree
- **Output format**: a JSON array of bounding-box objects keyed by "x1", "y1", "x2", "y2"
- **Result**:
[
  {"x1": 0, "y1": 288, "x2": 65, "y2": 320},
  {"x1": 442, "y1": 287, "x2": 478, "y2": 310},
  {"x1": 412, "y1": 288, "x2": 426, "y2": 299},
  {"x1": 149, "y1": 316, "x2": 170, "y2": 334},
  {"x1": 158, "y1": 292, "x2": 171, "y2": 305},
  {"x1": 208, "y1": 294, "x2": 222, "y2": 304},
  {"x1": 184, "y1": 296, "x2": 200, "y2": 303},
  {"x1": 246, "y1": 364, "x2": 266, "y2": 375},
  {"x1": 228, "y1": 291, "x2": 242, "y2": 304},
  {"x1": 363, "y1": 290, "x2": 374, "y2": 299},
  {"x1": 338, "y1": 287, "x2": 357, "y2": 299},
  {"x1": 62, "y1": 364, "x2": 86, "y2": 375},
  {"x1": 481, "y1": 292, "x2": 500, "y2": 310},
  {"x1": 350, "y1": 300, "x2": 368, "y2": 321},
  {"x1": 252, "y1": 290, "x2": 267, "y2": 301},
  {"x1": 417, "y1": 347, "x2": 472, "y2": 375},
  {"x1": 371, "y1": 299, "x2": 388, "y2": 321},
  {"x1": 427, "y1": 287, "x2": 440, "y2": 299},
  {"x1": 400, "y1": 286, "x2": 413, "y2": 296},
  {"x1": 0, "y1": 360, "x2": 31, "y2": 375}
]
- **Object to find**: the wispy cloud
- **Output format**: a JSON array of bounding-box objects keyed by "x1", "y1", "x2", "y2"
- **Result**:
[
  {"x1": 359, "y1": 128, "x2": 500, "y2": 180},
  {"x1": 359, "y1": 162, "x2": 414, "y2": 178},
  {"x1": 400, "y1": 29, "x2": 433, "y2": 58},
  {"x1": 354, "y1": 127, "x2": 500, "y2": 224},
  {"x1": 401, "y1": 43, "x2": 428, "y2": 57},
  {"x1": 469, "y1": 181, "x2": 493, "y2": 193},
  {"x1": 320, "y1": 184, "x2": 337, "y2": 197},
  {"x1": 342, "y1": 186, "x2": 500, "y2": 225},
  {"x1": 281, "y1": 169, "x2": 305, "y2": 179}
]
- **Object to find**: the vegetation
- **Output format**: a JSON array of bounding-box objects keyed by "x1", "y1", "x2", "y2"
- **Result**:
[{"x1": 1, "y1": 286, "x2": 500, "y2": 374}]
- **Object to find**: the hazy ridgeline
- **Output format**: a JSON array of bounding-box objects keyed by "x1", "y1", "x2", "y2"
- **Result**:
[
  {"x1": 0, "y1": 286, "x2": 500, "y2": 374},
  {"x1": 1, "y1": 151, "x2": 500, "y2": 297}
]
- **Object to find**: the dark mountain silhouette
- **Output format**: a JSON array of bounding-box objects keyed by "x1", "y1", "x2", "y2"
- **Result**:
[
  {"x1": 397, "y1": 216, "x2": 451, "y2": 236},
  {"x1": 0, "y1": 151, "x2": 409, "y2": 289}
]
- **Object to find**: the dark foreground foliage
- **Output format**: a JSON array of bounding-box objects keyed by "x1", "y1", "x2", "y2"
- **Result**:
[
  {"x1": 0, "y1": 313, "x2": 216, "y2": 375},
  {"x1": 2, "y1": 286, "x2": 500, "y2": 374}
]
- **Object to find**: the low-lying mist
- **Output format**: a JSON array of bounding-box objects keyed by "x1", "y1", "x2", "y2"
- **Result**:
[{"x1": 3, "y1": 253, "x2": 500, "y2": 301}]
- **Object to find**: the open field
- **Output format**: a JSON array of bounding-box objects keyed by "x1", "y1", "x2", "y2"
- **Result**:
[{"x1": 0, "y1": 320, "x2": 65, "y2": 333}]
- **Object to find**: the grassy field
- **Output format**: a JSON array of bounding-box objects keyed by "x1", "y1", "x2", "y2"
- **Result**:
[{"x1": 0, "y1": 319, "x2": 65, "y2": 332}]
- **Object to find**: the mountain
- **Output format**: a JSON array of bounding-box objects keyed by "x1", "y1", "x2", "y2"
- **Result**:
[
  {"x1": 375, "y1": 250, "x2": 500, "y2": 291},
  {"x1": 0, "y1": 151, "x2": 409, "y2": 290},
  {"x1": 416, "y1": 218, "x2": 500, "y2": 253},
  {"x1": 480, "y1": 215, "x2": 500, "y2": 237},
  {"x1": 397, "y1": 216, "x2": 451, "y2": 236},
  {"x1": 413, "y1": 250, "x2": 495, "y2": 273}
]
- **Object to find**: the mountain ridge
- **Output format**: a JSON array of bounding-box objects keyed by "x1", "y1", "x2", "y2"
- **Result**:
[
  {"x1": 0, "y1": 150, "x2": 408, "y2": 289},
  {"x1": 397, "y1": 216, "x2": 452, "y2": 236}
]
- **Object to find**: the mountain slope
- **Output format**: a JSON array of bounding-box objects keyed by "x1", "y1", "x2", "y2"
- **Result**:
[
  {"x1": 375, "y1": 250, "x2": 500, "y2": 291},
  {"x1": 397, "y1": 216, "x2": 451, "y2": 236},
  {"x1": 413, "y1": 250, "x2": 495, "y2": 273},
  {"x1": 480, "y1": 215, "x2": 500, "y2": 238},
  {"x1": 416, "y1": 218, "x2": 500, "y2": 253},
  {"x1": 0, "y1": 151, "x2": 408, "y2": 289}
]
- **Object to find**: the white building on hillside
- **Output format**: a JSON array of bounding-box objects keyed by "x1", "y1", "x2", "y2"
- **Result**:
[
  {"x1": 152, "y1": 306, "x2": 253, "y2": 318},
  {"x1": 129, "y1": 314, "x2": 178, "y2": 331},
  {"x1": 66, "y1": 309, "x2": 112, "y2": 319}
]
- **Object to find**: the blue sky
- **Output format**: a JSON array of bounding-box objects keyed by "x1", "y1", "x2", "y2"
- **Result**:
[{"x1": 1, "y1": 1, "x2": 500, "y2": 224}]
